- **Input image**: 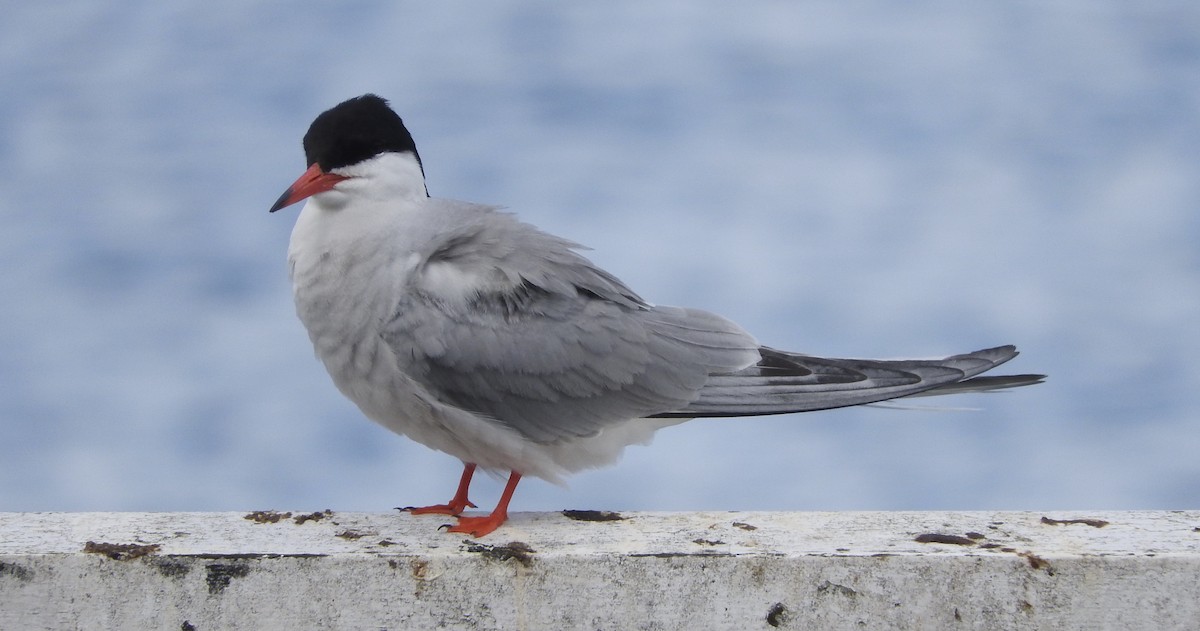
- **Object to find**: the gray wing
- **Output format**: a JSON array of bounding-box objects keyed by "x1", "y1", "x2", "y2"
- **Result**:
[
  {"x1": 652, "y1": 345, "x2": 1045, "y2": 418},
  {"x1": 381, "y1": 206, "x2": 761, "y2": 444},
  {"x1": 387, "y1": 292, "x2": 761, "y2": 444}
]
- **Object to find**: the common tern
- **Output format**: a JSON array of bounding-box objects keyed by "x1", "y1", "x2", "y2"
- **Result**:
[{"x1": 270, "y1": 94, "x2": 1044, "y2": 537}]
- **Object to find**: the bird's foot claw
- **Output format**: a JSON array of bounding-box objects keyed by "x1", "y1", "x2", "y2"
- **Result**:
[
  {"x1": 400, "y1": 500, "x2": 476, "y2": 516},
  {"x1": 445, "y1": 513, "x2": 507, "y2": 538}
]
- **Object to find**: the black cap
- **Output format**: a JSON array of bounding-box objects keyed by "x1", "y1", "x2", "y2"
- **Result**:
[{"x1": 301, "y1": 94, "x2": 424, "y2": 176}]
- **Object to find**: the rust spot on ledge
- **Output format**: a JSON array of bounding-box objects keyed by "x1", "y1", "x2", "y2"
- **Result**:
[
  {"x1": 244, "y1": 510, "x2": 293, "y2": 524},
  {"x1": 915, "y1": 533, "x2": 977, "y2": 546},
  {"x1": 562, "y1": 509, "x2": 625, "y2": 522},
  {"x1": 1041, "y1": 516, "x2": 1109, "y2": 528},
  {"x1": 463, "y1": 540, "x2": 536, "y2": 567},
  {"x1": 293, "y1": 509, "x2": 333, "y2": 525},
  {"x1": 1018, "y1": 550, "x2": 1053, "y2": 573},
  {"x1": 83, "y1": 541, "x2": 161, "y2": 561}
]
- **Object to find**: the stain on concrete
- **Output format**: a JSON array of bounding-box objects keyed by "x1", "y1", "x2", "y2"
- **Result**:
[
  {"x1": 816, "y1": 580, "x2": 858, "y2": 598},
  {"x1": 766, "y1": 602, "x2": 788, "y2": 627},
  {"x1": 152, "y1": 558, "x2": 192, "y2": 579},
  {"x1": 629, "y1": 551, "x2": 735, "y2": 559},
  {"x1": 205, "y1": 562, "x2": 251, "y2": 594},
  {"x1": 188, "y1": 553, "x2": 325, "y2": 560},
  {"x1": 0, "y1": 561, "x2": 34, "y2": 582}
]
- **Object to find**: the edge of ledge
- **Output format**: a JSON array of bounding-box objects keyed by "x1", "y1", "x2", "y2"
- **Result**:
[
  {"x1": 2, "y1": 510, "x2": 1197, "y2": 558},
  {"x1": 3, "y1": 510, "x2": 1199, "y2": 630}
]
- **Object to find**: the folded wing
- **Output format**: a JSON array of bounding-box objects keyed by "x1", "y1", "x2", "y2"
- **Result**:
[{"x1": 382, "y1": 204, "x2": 1043, "y2": 444}]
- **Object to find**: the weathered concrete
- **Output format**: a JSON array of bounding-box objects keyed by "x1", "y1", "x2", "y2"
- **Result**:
[{"x1": 2, "y1": 510, "x2": 1198, "y2": 630}]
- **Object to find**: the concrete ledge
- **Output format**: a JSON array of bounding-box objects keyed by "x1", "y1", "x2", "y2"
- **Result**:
[{"x1": 2, "y1": 510, "x2": 1198, "y2": 630}]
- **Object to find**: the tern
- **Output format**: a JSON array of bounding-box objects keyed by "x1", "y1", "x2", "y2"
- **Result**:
[{"x1": 270, "y1": 94, "x2": 1043, "y2": 537}]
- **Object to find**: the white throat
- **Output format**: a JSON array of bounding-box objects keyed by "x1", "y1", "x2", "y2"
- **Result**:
[{"x1": 315, "y1": 152, "x2": 427, "y2": 212}]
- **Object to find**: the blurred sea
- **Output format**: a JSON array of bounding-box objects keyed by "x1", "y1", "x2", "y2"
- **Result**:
[{"x1": 1, "y1": 2, "x2": 1197, "y2": 513}]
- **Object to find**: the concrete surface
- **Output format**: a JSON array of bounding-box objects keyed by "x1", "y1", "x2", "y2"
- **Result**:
[{"x1": 2, "y1": 510, "x2": 1198, "y2": 630}]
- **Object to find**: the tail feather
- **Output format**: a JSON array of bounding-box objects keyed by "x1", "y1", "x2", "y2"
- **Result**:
[
  {"x1": 651, "y1": 345, "x2": 1044, "y2": 418},
  {"x1": 913, "y1": 373, "x2": 1046, "y2": 397}
]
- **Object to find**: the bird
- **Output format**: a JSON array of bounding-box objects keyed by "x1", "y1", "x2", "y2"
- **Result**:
[{"x1": 269, "y1": 94, "x2": 1044, "y2": 538}]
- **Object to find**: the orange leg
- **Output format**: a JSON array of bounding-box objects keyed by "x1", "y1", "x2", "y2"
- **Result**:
[
  {"x1": 447, "y1": 471, "x2": 522, "y2": 538},
  {"x1": 404, "y1": 463, "x2": 478, "y2": 516}
]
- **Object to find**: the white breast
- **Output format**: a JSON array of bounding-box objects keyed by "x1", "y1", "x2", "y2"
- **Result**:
[{"x1": 285, "y1": 191, "x2": 574, "y2": 481}]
